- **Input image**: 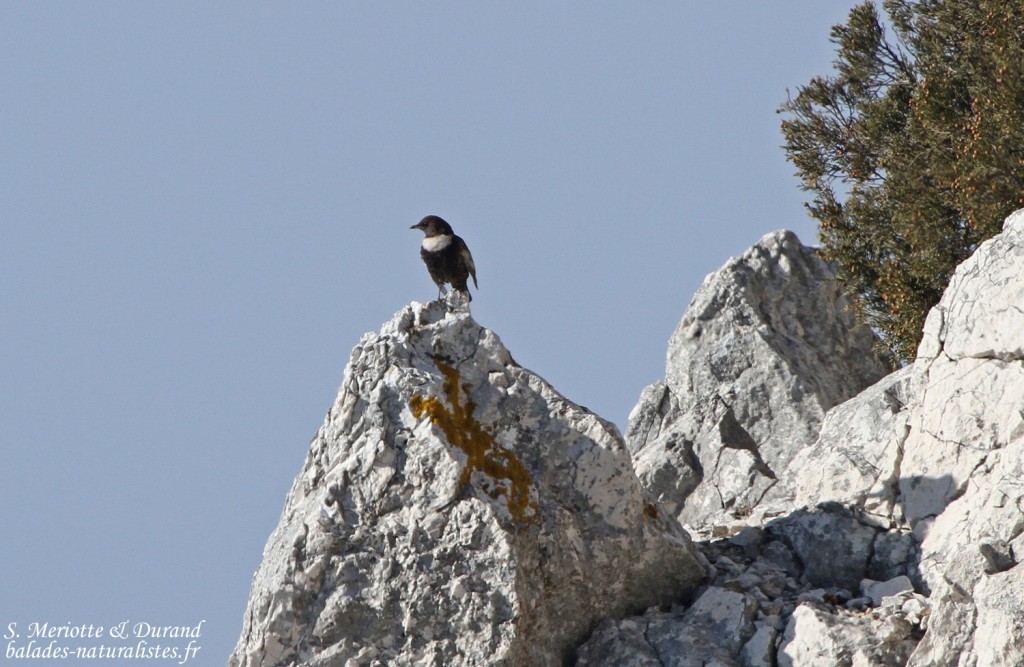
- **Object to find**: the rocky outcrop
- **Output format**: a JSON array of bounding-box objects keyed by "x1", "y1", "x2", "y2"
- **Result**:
[
  {"x1": 574, "y1": 512, "x2": 930, "y2": 666},
  {"x1": 888, "y1": 212, "x2": 1024, "y2": 667},
  {"x1": 626, "y1": 230, "x2": 889, "y2": 533},
  {"x1": 581, "y1": 209, "x2": 1024, "y2": 666},
  {"x1": 233, "y1": 208, "x2": 1024, "y2": 666},
  {"x1": 788, "y1": 209, "x2": 1024, "y2": 666},
  {"x1": 229, "y1": 298, "x2": 705, "y2": 667}
]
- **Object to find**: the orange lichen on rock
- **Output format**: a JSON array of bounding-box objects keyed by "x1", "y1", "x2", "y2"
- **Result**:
[{"x1": 410, "y1": 359, "x2": 537, "y2": 527}]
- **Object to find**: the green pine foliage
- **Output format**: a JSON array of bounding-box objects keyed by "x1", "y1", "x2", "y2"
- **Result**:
[{"x1": 780, "y1": 0, "x2": 1024, "y2": 361}]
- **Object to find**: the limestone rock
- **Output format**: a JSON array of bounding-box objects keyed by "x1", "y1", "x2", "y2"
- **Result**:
[
  {"x1": 575, "y1": 586, "x2": 758, "y2": 667},
  {"x1": 777, "y1": 604, "x2": 917, "y2": 667},
  {"x1": 917, "y1": 208, "x2": 1024, "y2": 362},
  {"x1": 229, "y1": 298, "x2": 704, "y2": 667},
  {"x1": 627, "y1": 230, "x2": 889, "y2": 532},
  {"x1": 575, "y1": 517, "x2": 930, "y2": 667},
  {"x1": 585, "y1": 209, "x2": 1024, "y2": 666},
  {"x1": 860, "y1": 576, "x2": 914, "y2": 607},
  {"x1": 768, "y1": 506, "x2": 878, "y2": 591},
  {"x1": 972, "y1": 565, "x2": 1024, "y2": 666},
  {"x1": 871, "y1": 212, "x2": 1024, "y2": 666},
  {"x1": 780, "y1": 209, "x2": 1024, "y2": 666},
  {"x1": 571, "y1": 616, "x2": 665, "y2": 667},
  {"x1": 792, "y1": 366, "x2": 915, "y2": 524},
  {"x1": 740, "y1": 623, "x2": 778, "y2": 667},
  {"x1": 233, "y1": 206, "x2": 1024, "y2": 666}
]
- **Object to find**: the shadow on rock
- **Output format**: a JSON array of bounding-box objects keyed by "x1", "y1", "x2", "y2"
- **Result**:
[{"x1": 575, "y1": 477, "x2": 968, "y2": 666}]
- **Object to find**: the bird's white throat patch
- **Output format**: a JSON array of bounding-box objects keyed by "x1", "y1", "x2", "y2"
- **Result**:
[{"x1": 421, "y1": 234, "x2": 453, "y2": 252}]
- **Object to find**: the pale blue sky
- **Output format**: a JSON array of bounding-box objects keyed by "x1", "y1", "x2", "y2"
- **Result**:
[{"x1": 2, "y1": 3, "x2": 853, "y2": 663}]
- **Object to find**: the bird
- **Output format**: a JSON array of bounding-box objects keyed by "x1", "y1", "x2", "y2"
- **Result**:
[{"x1": 410, "y1": 215, "x2": 478, "y2": 302}]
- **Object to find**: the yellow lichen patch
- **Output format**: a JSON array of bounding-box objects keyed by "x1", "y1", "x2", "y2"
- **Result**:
[{"x1": 410, "y1": 359, "x2": 537, "y2": 528}]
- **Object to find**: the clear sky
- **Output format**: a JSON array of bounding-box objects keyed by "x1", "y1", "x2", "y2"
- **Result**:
[{"x1": 2, "y1": 3, "x2": 854, "y2": 664}]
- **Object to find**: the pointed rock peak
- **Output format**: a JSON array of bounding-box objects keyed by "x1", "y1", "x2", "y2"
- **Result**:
[
  {"x1": 628, "y1": 229, "x2": 889, "y2": 533},
  {"x1": 231, "y1": 301, "x2": 705, "y2": 666}
]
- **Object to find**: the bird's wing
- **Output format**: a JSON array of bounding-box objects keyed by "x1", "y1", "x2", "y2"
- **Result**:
[{"x1": 455, "y1": 235, "x2": 477, "y2": 288}]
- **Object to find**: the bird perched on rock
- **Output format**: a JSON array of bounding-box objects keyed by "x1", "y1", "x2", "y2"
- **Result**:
[{"x1": 410, "y1": 215, "x2": 477, "y2": 302}]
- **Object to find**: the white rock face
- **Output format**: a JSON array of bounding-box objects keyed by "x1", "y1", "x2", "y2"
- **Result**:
[
  {"x1": 903, "y1": 210, "x2": 1024, "y2": 666},
  {"x1": 793, "y1": 367, "x2": 916, "y2": 524},
  {"x1": 777, "y1": 604, "x2": 917, "y2": 667},
  {"x1": 972, "y1": 565, "x2": 1024, "y2": 666},
  {"x1": 627, "y1": 230, "x2": 889, "y2": 533},
  {"x1": 586, "y1": 209, "x2": 1024, "y2": 667},
  {"x1": 229, "y1": 298, "x2": 705, "y2": 667},
  {"x1": 785, "y1": 209, "x2": 1024, "y2": 666}
]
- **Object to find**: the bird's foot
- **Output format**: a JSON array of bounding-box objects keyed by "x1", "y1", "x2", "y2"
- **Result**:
[{"x1": 449, "y1": 290, "x2": 472, "y2": 311}]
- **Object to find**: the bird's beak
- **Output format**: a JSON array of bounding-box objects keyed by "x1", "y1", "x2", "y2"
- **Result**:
[{"x1": 410, "y1": 223, "x2": 420, "y2": 230}]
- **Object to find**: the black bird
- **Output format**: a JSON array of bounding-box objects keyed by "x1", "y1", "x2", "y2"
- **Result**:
[{"x1": 410, "y1": 215, "x2": 478, "y2": 302}]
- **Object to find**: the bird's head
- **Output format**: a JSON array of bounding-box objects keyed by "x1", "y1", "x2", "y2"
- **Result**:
[{"x1": 410, "y1": 215, "x2": 453, "y2": 237}]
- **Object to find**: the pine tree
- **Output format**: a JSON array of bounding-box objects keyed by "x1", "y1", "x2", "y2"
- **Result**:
[{"x1": 780, "y1": 0, "x2": 1024, "y2": 361}]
